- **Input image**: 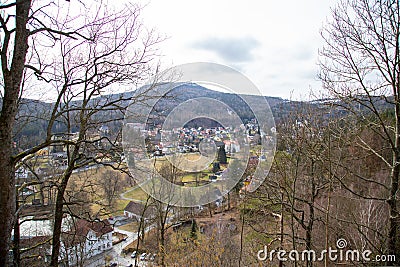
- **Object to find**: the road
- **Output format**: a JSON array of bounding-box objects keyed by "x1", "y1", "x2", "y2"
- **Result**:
[
  {"x1": 113, "y1": 228, "x2": 138, "y2": 255},
  {"x1": 85, "y1": 223, "x2": 155, "y2": 267}
]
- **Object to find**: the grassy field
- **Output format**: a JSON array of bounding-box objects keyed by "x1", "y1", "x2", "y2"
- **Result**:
[
  {"x1": 114, "y1": 199, "x2": 131, "y2": 215},
  {"x1": 25, "y1": 152, "x2": 235, "y2": 218},
  {"x1": 132, "y1": 152, "x2": 235, "y2": 187},
  {"x1": 67, "y1": 166, "x2": 135, "y2": 217},
  {"x1": 123, "y1": 186, "x2": 149, "y2": 201},
  {"x1": 118, "y1": 221, "x2": 140, "y2": 232},
  {"x1": 181, "y1": 172, "x2": 210, "y2": 183}
]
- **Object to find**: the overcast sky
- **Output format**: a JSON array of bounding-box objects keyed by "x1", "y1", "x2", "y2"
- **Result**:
[{"x1": 132, "y1": 0, "x2": 337, "y2": 100}]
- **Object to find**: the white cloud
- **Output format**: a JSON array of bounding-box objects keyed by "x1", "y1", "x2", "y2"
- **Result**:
[
  {"x1": 132, "y1": 0, "x2": 338, "y2": 99},
  {"x1": 193, "y1": 37, "x2": 259, "y2": 62}
]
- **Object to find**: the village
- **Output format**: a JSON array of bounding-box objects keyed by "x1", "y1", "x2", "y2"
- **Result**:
[
  {"x1": 13, "y1": 119, "x2": 269, "y2": 266},
  {"x1": 2, "y1": 0, "x2": 399, "y2": 266}
]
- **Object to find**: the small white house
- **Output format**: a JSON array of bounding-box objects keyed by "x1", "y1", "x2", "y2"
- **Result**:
[
  {"x1": 15, "y1": 167, "x2": 29, "y2": 179},
  {"x1": 60, "y1": 219, "x2": 113, "y2": 266},
  {"x1": 124, "y1": 201, "x2": 156, "y2": 222}
]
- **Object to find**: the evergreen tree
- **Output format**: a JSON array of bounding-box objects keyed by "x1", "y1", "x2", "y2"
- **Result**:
[
  {"x1": 212, "y1": 162, "x2": 220, "y2": 173},
  {"x1": 217, "y1": 146, "x2": 227, "y2": 164},
  {"x1": 190, "y1": 219, "x2": 198, "y2": 240}
]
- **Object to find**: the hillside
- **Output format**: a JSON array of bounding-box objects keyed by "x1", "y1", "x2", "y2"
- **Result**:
[
  {"x1": 12, "y1": 84, "x2": 290, "y2": 148},
  {"x1": 11, "y1": 83, "x2": 393, "y2": 150}
]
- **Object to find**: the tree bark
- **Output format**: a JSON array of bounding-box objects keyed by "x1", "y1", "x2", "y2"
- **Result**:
[
  {"x1": 12, "y1": 194, "x2": 20, "y2": 267},
  {"x1": 0, "y1": 0, "x2": 31, "y2": 265},
  {"x1": 49, "y1": 182, "x2": 68, "y2": 266},
  {"x1": 50, "y1": 121, "x2": 83, "y2": 266},
  {"x1": 388, "y1": 100, "x2": 400, "y2": 264}
]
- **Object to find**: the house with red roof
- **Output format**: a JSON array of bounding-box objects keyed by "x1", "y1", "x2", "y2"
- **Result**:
[{"x1": 59, "y1": 219, "x2": 113, "y2": 266}]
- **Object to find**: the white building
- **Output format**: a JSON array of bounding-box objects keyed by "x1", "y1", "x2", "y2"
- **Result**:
[
  {"x1": 15, "y1": 167, "x2": 29, "y2": 179},
  {"x1": 124, "y1": 201, "x2": 156, "y2": 222},
  {"x1": 14, "y1": 215, "x2": 112, "y2": 266},
  {"x1": 60, "y1": 219, "x2": 113, "y2": 266}
]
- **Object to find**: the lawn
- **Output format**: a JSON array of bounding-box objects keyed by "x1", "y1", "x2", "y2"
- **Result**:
[
  {"x1": 181, "y1": 172, "x2": 210, "y2": 183},
  {"x1": 122, "y1": 186, "x2": 149, "y2": 201},
  {"x1": 114, "y1": 199, "x2": 131, "y2": 215},
  {"x1": 118, "y1": 221, "x2": 140, "y2": 232}
]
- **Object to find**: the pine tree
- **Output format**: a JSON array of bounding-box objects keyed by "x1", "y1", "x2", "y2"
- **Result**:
[
  {"x1": 212, "y1": 162, "x2": 220, "y2": 173},
  {"x1": 217, "y1": 146, "x2": 227, "y2": 164},
  {"x1": 190, "y1": 219, "x2": 198, "y2": 240}
]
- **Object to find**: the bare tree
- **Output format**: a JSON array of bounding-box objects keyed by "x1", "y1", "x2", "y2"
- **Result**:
[
  {"x1": 99, "y1": 170, "x2": 123, "y2": 209},
  {"x1": 0, "y1": 1, "x2": 162, "y2": 265},
  {"x1": 46, "y1": 6, "x2": 160, "y2": 265},
  {"x1": 320, "y1": 0, "x2": 400, "y2": 263},
  {"x1": 153, "y1": 160, "x2": 182, "y2": 267},
  {"x1": 0, "y1": 0, "x2": 75, "y2": 263}
]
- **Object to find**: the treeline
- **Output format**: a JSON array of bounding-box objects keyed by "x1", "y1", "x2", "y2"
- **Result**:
[{"x1": 240, "y1": 101, "x2": 398, "y2": 266}]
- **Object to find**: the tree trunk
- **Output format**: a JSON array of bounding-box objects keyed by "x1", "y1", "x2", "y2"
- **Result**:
[
  {"x1": 50, "y1": 144, "x2": 81, "y2": 267},
  {"x1": 306, "y1": 162, "x2": 315, "y2": 267},
  {"x1": 227, "y1": 192, "x2": 231, "y2": 210},
  {"x1": 0, "y1": 0, "x2": 31, "y2": 264},
  {"x1": 279, "y1": 191, "x2": 284, "y2": 267},
  {"x1": 388, "y1": 101, "x2": 400, "y2": 264},
  {"x1": 305, "y1": 204, "x2": 314, "y2": 267},
  {"x1": 324, "y1": 182, "x2": 331, "y2": 267},
  {"x1": 0, "y1": 149, "x2": 16, "y2": 266},
  {"x1": 12, "y1": 193, "x2": 20, "y2": 267},
  {"x1": 134, "y1": 217, "x2": 143, "y2": 267},
  {"x1": 160, "y1": 226, "x2": 165, "y2": 267},
  {"x1": 49, "y1": 182, "x2": 67, "y2": 266}
]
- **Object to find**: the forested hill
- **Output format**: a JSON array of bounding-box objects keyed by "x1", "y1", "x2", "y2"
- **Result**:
[
  {"x1": 9, "y1": 83, "x2": 393, "y2": 149},
  {"x1": 10, "y1": 83, "x2": 285, "y2": 147}
]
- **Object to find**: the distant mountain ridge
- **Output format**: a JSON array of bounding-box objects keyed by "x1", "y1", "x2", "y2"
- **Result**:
[
  {"x1": 9, "y1": 83, "x2": 393, "y2": 149},
  {"x1": 10, "y1": 83, "x2": 291, "y2": 149}
]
